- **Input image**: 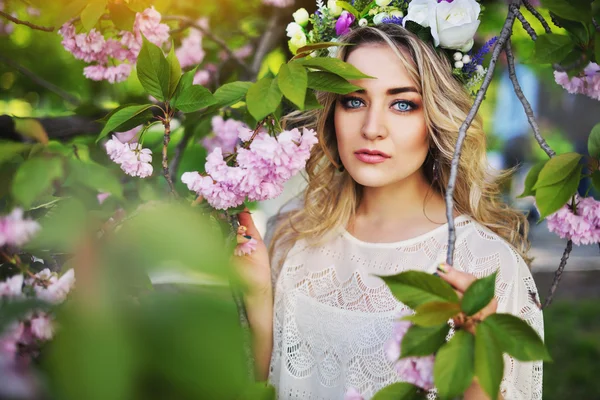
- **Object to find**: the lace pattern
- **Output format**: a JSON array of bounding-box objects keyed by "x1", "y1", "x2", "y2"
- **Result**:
[{"x1": 268, "y1": 216, "x2": 543, "y2": 399}]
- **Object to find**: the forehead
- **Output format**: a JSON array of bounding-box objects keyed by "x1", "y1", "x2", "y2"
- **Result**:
[{"x1": 344, "y1": 44, "x2": 417, "y2": 90}]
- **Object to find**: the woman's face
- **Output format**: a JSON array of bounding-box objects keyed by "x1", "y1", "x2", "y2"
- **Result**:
[{"x1": 334, "y1": 43, "x2": 430, "y2": 188}]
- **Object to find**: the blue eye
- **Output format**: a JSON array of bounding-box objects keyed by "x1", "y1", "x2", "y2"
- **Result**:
[
  {"x1": 341, "y1": 97, "x2": 364, "y2": 109},
  {"x1": 392, "y1": 101, "x2": 415, "y2": 112}
]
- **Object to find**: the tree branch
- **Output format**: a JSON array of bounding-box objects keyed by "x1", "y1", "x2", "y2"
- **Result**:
[
  {"x1": 445, "y1": 3, "x2": 517, "y2": 265},
  {"x1": 514, "y1": 8, "x2": 537, "y2": 40},
  {"x1": 160, "y1": 114, "x2": 177, "y2": 195},
  {"x1": 0, "y1": 10, "x2": 55, "y2": 32},
  {"x1": 542, "y1": 239, "x2": 573, "y2": 309},
  {"x1": 0, "y1": 54, "x2": 80, "y2": 106},
  {"x1": 169, "y1": 125, "x2": 194, "y2": 184},
  {"x1": 522, "y1": 0, "x2": 552, "y2": 34},
  {"x1": 162, "y1": 15, "x2": 251, "y2": 75},
  {"x1": 505, "y1": 40, "x2": 555, "y2": 158},
  {"x1": 250, "y1": 10, "x2": 286, "y2": 78}
]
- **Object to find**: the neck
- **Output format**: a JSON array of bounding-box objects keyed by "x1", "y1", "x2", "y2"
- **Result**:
[{"x1": 355, "y1": 171, "x2": 444, "y2": 224}]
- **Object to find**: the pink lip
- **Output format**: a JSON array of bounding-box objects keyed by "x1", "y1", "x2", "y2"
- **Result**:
[{"x1": 354, "y1": 149, "x2": 390, "y2": 164}]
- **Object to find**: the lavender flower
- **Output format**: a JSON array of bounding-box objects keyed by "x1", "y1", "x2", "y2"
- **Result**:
[
  {"x1": 382, "y1": 16, "x2": 404, "y2": 25},
  {"x1": 463, "y1": 36, "x2": 498, "y2": 76}
]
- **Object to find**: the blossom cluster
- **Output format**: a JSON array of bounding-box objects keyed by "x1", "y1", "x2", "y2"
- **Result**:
[
  {"x1": 546, "y1": 196, "x2": 600, "y2": 245},
  {"x1": 182, "y1": 127, "x2": 318, "y2": 210},
  {"x1": 105, "y1": 135, "x2": 153, "y2": 178},
  {"x1": 0, "y1": 208, "x2": 39, "y2": 247},
  {"x1": 176, "y1": 18, "x2": 207, "y2": 69},
  {"x1": 383, "y1": 310, "x2": 435, "y2": 391},
  {"x1": 202, "y1": 116, "x2": 250, "y2": 154},
  {"x1": 554, "y1": 62, "x2": 600, "y2": 101},
  {"x1": 58, "y1": 7, "x2": 170, "y2": 83}
]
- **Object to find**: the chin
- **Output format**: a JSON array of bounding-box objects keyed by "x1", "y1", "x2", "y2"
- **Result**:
[{"x1": 345, "y1": 166, "x2": 399, "y2": 188}]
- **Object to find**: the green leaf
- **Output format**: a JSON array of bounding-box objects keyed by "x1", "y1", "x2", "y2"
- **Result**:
[
  {"x1": 55, "y1": 0, "x2": 88, "y2": 26},
  {"x1": 533, "y1": 152, "x2": 582, "y2": 189},
  {"x1": 434, "y1": 330, "x2": 475, "y2": 399},
  {"x1": 592, "y1": 170, "x2": 600, "y2": 192},
  {"x1": 303, "y1": 90, "x2": 323, "y2": 110},
  {"x1": 337, "y1": 0, "x2": 359, "y2": 16},
  {"x1": 475, "y1": 322, "x2": 504, "y2": 400},
  {"x1": 80, "y1": 0, "x2": 107, "y2": 31},
  {"x1": 518, "y1": 161, "x2": 547, "y2": 198},
  {"x1": 404, "y1": 21, "x2": 433, "y2": 44},
  {"x1": 531, "y1": 34, "x2": 574, "y2": 64},
  {"x1": 11, "y1": 157, "x2": 64, "y2": 208},
  {"x1": 166, "y1": 45, "x2": 182, "y2": 99},
  {"x1": 213, "y1": 81, "x2": 253, "y2": 108},
  {"x1": 293, "y1": 42, "x2": 353, "y2": 58},
  {"x1": 403, "y1": 301, "x2": 461, "y2": 327},
  {"x1": 535, "y1": 164, "x2": 582, "y2": 219},
  {"x1": 588, "y1": 123, "x2": 600, "y2": 159},
  {"x1": 400, "y1": 324, "x2": 451, "y2": 358},
  {"x1": 541, "y1": 0, "x2": 591, "y2": 22},
  {"x1": 372, "y1": 382, "x2": 422, "y2": 400},
  {"x1": 595, "y1": 32, "x2": 600, "y2": 65},
  {"x1": 96, "y1": 104, "x2": 154, "y2": 143},
  {"x1": 124, "y1": 0, "x2": 152, "y2": 12},
  {"x1": 107, "y1": 2, "x2": 136, "y2": 30},
  {"x1": 484, "y1": 313, "x2": 551, "y2": 361},
  {"x1": 171, "y1": 85, "x2": 216, "y2": 113},
  {"x1": 239, "y1": 382, "x2": 277, "y2": 400},
  {"x1": 246, "y1": 77, "x2": 283, "y2": 121},
  {"x1": 461, "y1": 272, "x2": 497, "y2": 316},
  {"x1": 380, "y1": 271, "x2": 459, "y2": 310},
  {"x1": 278, "y1": 63, "x2": 308, "y2": 109},
  {"x1": 307, "y1": 71, "x2": 363, "y2": 94},
  {"x1": 136, "y1": 38, "x2": 170, "y2": 101},
  {"x1": 0, "y1": 141, "x2": 31, "y2": 165},
  {"x1": 298, "y1": 57, "x2": 373, "y2": 80},
  {"x1": 68, "y1": 159, "x2": 124, "y2": 200}
]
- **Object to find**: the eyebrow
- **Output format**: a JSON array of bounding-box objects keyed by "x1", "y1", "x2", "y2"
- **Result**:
[{"x1": 355, "y1": 87, "x2": 419, "y2": 95}]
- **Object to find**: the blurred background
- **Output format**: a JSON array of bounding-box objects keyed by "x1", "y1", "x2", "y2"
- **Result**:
[{"x1": 1, "y1": 0, "x2": 599, "y2": 398}]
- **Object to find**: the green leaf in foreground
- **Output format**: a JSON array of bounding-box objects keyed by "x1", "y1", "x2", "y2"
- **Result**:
[
  {"x1": 246, "y1": 77, "x2": 283, "y2": 120},
  {"x1": 434, "y1": 330, "x2": 474, "y2": 399},
  {"x1": 68, "y1": 159, "x2": 124, "y2": 199},
  {"x1": 533, "y1": 152, "x2": 582, "y2": 189},
  {"x1": 475, "y1": 322, "x2": 504, "y2": 400},
  {"x1": 0, "y1": 298, "x2": 52, "y2": 335},
  {"x1": 530, "y1": 34, "x2": 574, "y2": 64},
  {"x1": 214, "y1": 81, "x2": 252, "y2": 108},
  {"x1": 404, "y1": 301, "x2": 460, "y2": 327},
  {"x1": 540, "y1": 0, "x2": 591, "y2": 22},
  {"x1": 0, "y1": 141, "x2": 31, "y2": 165},
  {"x1": 299, "y1": 57, "x2": 373, "y2": 80},
  {"x1": 380, "y1": 271, "x2": 459, "y2": 309},
  {"x1": 518, "y1": 160, "x2": 546, "y2": 198},
  {"x1": 483, "y1": 313, "x2": 551, "y2": 362},
  {"x1": 166, "y1": 45, "x2": 182, "y2": 99},
  {"x1": 171, "y1": 85, "x2": 216, "y2": 113},
  {"x1": 461, "y1": 272, "x2": 497, "y2": 316},
  {"x1": 11, "y1": 157, "x2": 64, "y2": 208},
  {"x1": 136, "y1": 37, "x2": 170, "y2": 101},
  {"x1": 96, "y1": 104, "x2": 155, "y2": 143},
  {"x1": 401, "y1": 324, "x2": 450, "y2": 358},
  {"x1": 372, "y1": 382, "x2": 422, "y2": 400},
  {"x1": 278, "y1": 63, "x2": 308, "y2": 109},
  {"x1": 535, "y1": 164, "x2": 582, "y2": 219},
  {"x1": 307, "y1": 71, "x2": 363, "y2": 94},
  {"x1": 588, "y1": 122, "x2": 600, "y2": 159}
]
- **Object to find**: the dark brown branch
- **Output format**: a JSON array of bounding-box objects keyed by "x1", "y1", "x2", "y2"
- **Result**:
[
  {"x1": 162, "y1": 15, "x2": 251, "y2": 75},
  {"x1": 0, "y1": 10, "x2": 55, "y2": 32},
  {"x1": 250, "y1": 10, "x2": 285, "y2": 78},
  {"x1": 514, "y1": 8, "x2": 537, "y2": 40},
  {"x1": 505, "y1": 40, "x2": 555, "y2": 158},
  {"x1": 542, "y1": 240, "x2": 573, "y2": 309},
  {"x1": 522, "y1": 0, "x2": 552, "y2": 34},
  {"x1": 169, "y1": 126, "x2": 194, "y2": 184},
  {"x1": 161, "y1": 116, "x2": 177, "y2": 195},
  {"x1": 445, "y1": 3, "x2": 517, "y2": 265},
  {"x1": 0, "y1": 54, "x2": 80, "y2": 106}
]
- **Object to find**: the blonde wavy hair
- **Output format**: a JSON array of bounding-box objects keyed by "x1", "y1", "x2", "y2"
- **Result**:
[{"x1": 269, "y1": 24, "x2": 531, "y2": 272}]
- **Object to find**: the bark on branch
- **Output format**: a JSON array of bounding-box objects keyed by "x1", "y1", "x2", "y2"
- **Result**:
[{"x1": 0, "y1": 10, "x2": 55, "y2": 32}]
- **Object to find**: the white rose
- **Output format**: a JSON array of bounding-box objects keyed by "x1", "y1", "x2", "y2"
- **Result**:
[
  {"x1": 459, "y1": 38, "x2": 475, "y2": 52},
  {"x1": 289, "y1": 30, "x2": 307, "y2": 54},
  {"x1": 428, "y1": 0, "x2": 481, "y2": 50},
  {"x1": 375, "y1": 0, "x2": 392, "y2": 6},
  {"x1": 293, "y1": 8, "x2": 309, "y2": 26},
  {"x1": 286, "y1": 22, "x2": 303, "y2": 38},
  {"x1": 402, "y1": 0, "x2": 434, "y2": 28},
  {"x1": 373, "y1": 12, "x2": 390, "y2": 25},
  {"x1": 327, "y1": 0, "x2": 342, "y2": 17}
]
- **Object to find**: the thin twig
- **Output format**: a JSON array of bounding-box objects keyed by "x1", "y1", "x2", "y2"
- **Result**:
[
  {"x1": 542, "y1": 240, "x2": 573, "y2": 309},
  {"x1": 593, "y1": 18, "x2": 600, "y2": 32},
  {"x1": 0, "y1": 10, "x2": 55, "y2": 32},
  {"x1": 445, "y1": 4, "x2": 517, "y2": 265},
  {"x1": 250, "y1": 10, "x2": 284, "y2": 78},
  {"x1": 169, "y1": 126, "x2": 194, "y2": 184},
  {"x1": 522, "y1": 0, "x2": 552, "y2": 34},
  {"x1": 161, "y1": 115, "x2": 177, "y2": 195},
  {"x1": 0, "y1": 54, "x2": 80, "y2": 105},
  {"x1": 514, "y1": 8, "x2": 537, "y2": 40},
  {"x1": 505, "y1": 40, "x2": 555, "y2": 158},
  {"x1": 162, "y1": 15, "x2": 251, "y2": 75}
]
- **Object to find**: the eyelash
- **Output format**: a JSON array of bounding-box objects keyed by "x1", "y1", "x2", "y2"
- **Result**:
[{"x1": 340, "y1": 96, "x2": 418, "y2": 113}]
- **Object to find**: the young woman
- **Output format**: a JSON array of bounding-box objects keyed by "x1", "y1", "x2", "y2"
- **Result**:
[{"x1": 234, "y1": 24, "x2": 543, "y2": 400}]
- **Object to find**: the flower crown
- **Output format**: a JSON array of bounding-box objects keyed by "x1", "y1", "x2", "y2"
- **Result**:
[{"x1": 286, "y1": 0, "x2": 496, "y2": 91}]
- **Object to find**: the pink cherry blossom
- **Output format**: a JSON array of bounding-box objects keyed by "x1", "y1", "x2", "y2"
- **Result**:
[
  {"x1": 344, "y1": 387, "x2": 364, "y2": 400},
  {"x1": 202, "y1": 116, "x2": 250, "y2": 154},
  {"x1": 30, "y1": 315, "x2": 54, "y2": 341},
  {"x1": 0, "y1": 208, "x2": 40, "y2": 247},
  {"x1": 554, "y1": 62, "x2": 600, "y2": 101},
  {"x1": 0, "y1": 322, "x2": 24, "y2": 355},
  {"x1": 34, "y1": 268, "x2": 75, "y2": 304},
  {"x1": 176, "y1": 21, "x2": 206, "y2": 68},
  {"x1": 97, "y1": 192, "x2": 111, "y2": 204},
  {"x1": 105, "y1": 136, "x2": 153, "y2": 178},
  {"x1": 135, "y1": 6, "x2": 170, "y2": 46},
  {"x1": 234, "y1": 238, "x2": 258, "y2": 256},
  {"x1": 115, "y1": 125, "x2": 142, "y2": 143},
  {"x1": 0, "y1": 275, "x2": 23, "y2": 298},
  {"x1": 545, "y1": 196, "x2": 600, "y2": 245}
]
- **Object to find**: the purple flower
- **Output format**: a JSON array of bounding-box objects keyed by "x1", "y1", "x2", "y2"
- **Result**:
[
  {"x1": 463, "y1": 36, "x2": 498, "y2": 76},
  {"x1": 544, "y1": 196, "x2": 600, "y2": 245},
  {"x1": 335, "y1": 11, "x2": 355, "y2": 36},
  {"x1": 382, "y1": 16, "x2": 404, "y2": 25}
]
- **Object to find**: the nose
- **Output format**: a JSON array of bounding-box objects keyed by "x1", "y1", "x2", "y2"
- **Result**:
[{"x1": 360, "y1": 106, "x2": 388, "y2": 140}]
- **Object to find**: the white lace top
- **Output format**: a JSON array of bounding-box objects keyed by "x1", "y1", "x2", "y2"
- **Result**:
[{"x1": 267, "y1": 215, "x2": 543, "y2": 400}]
